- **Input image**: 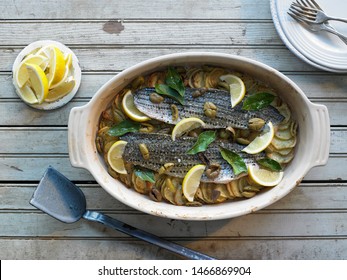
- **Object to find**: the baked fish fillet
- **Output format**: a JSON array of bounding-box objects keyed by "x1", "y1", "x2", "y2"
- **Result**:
[
  {"x1": 133, "y1": 87, "x2": 284, "y2": 129},
  {"x1": 120, "y1": 133, "x2": 264, "y2": 183}
]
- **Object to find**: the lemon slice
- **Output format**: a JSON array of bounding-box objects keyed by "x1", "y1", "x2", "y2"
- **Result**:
[
  {"x1": 17, "y1": 84, "x2": 39, "y2": 104},
  {"x1": 45, "y1": 78, "x2": 76, "y2": 103},
  {"x1": 107, "y1": 140, "x2": 128, "y2": 174},
  {"x1": 220, "y1": 74, "x2": 246, "y2": 108},
  {"x1": 242, "y1": 122, "x2": 274, "y2": 154},
  {"x1": 182, "y1": 164, "x2": 206, "y2": 202},
  {"x1": 46, "y1": 46, "x2": 66, "y2": 87},
  {"x1": 122, "y1": 90, "x2": 150, "y2": 122},
  {"x1": 25, "y1": 63, "x2": 49, "y2": 104},
  {"x1": 171, "y1": 117, "x2": 205, "y2": 141},
  {"x1": 14, "y1": 54, "x2": 48, "y2": 88},
  {"x1": 248, "y1": 164, "x2": 283, "y2": 187}
]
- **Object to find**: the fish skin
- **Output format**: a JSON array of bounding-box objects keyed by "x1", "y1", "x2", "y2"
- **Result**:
[
  {"x1": 133, "y1": 87, "x2": 284, "y2": 129},
  {"x1": 120, "y1": 133, "x2": 264, "y2": 183}
]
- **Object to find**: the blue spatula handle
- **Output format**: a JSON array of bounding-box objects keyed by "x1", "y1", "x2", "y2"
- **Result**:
[{"x1": 83, "y1": 210, "x2": 215, "y2": 260}]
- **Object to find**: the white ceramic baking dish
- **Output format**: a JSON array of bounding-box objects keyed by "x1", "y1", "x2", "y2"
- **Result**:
[{"x1": 68, "y1": 52, "x2": 330, "y2": 220}]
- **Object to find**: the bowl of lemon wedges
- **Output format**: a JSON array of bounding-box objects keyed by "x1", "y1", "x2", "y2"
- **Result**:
[{"x1": 12, "y1": 40, "x2": 81, "y2": 110}]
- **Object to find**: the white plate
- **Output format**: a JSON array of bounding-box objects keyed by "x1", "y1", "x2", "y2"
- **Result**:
[
  {"x1": 271, "y1": 0, "x2": 347, "y2": 72},
  {"x1": 12, "y1": 40, "x2": 82, "y2": 110}
]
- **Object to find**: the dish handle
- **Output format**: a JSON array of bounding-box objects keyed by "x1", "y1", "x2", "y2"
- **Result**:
[
  {"x1": 68, "y1": 105, "x2": 90, "y2": 169},
  {"x1": 309, "y1": 103, "x2": 330, "y2": 168}
]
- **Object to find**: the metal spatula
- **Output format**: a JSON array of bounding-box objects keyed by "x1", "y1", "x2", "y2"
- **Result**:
[{"x1": 30, "y1": 166, "x2": 215, "y2": 260}]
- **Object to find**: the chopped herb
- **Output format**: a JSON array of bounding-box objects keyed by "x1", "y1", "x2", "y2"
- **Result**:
[
  {"x1": 242, "y1": 92, "x2": 275, "y2": 111},
  {"x1": 107, "y1": 119, "x2": 140, "y2": 137},
  {"x1": 165, "y1": 67, "x2": 185, "y2": 97},
  {"x1": 134, "y1": 168, "x2": 155, "y2": 183},
  {"x1": 187, "y1": 131, "x2": 217, "y2": 155},
  {"x1": 257, "y1": 158, "x2": 282, "y2": 171},
  {"x1": 155, "y1": 84, "x2": 185, "y2": 105},
  {"x1": 220, "y1": 147, "x2": 247, "y2": 175}
]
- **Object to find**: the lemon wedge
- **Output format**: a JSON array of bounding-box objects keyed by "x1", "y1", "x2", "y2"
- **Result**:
[
  {"x1": 25, "y1": 63, "x2": 49, "y2": 104},
  {"x1": 122, "y1": 90, "x2": 150, "y2": 122},
  {"x1": 15, "y1": 54, "x2": 48, "y2": 88},
  {"x1": 248, "y1": 164, "x2": 283, "y2": 187},
  {"x1": 171, "y1": 117, "x2": 205, "y2": 141},
  {"x1": 182, "y1": 164, "x2": 206, "y2": 202},
  {"x1": 17, "y1": 84, "x2": 39, "y2": 104},
  {"x1": 45, "y1": 78, "x2": 76, "y2": 103},
  {"x1": 220, "y1": 74, "x2": 246, "y2": 108},
  {"x1": 107, "y1": 140, "x2": 128, "y2": 174},
  {"x1": 35, "y1": 45, "x2": 51, "y2": 58},
  {"x1": 50, "y1": 53, "x2": 73, "y2": 90},
  {"x1": 242, "y1": 122, "x2": 274, "y2": 154},
  {"x1": 46, "y1": 46, "x2": 66, "y2": 87}
]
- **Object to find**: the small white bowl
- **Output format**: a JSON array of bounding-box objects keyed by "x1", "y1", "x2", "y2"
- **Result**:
[
  {"x1": 12, "y1": 40, "x2": 82, "y2": 110},
  {"x1": 68, "y1": 52, "x2": 330, "y2": 221}
]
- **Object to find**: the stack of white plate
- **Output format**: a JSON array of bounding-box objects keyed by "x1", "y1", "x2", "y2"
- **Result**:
[{"x1": 270, "y1": 0, "x2": 347, "y2": 73}]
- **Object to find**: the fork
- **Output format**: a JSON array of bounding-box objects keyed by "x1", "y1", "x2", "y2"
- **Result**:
[
  {"x1": 288, "y1": 5, "x2": 347, "y2": 45},
  {"x1": 294, "y1": 0, "x2": 347, "y2": 39},
  {"x1": 294, "y1": 0, "x2": 347, "y2": 24}
]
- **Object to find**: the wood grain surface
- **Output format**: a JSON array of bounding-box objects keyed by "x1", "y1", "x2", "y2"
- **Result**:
[{"x1": 1, "y1": 0, "x2": 346, "y2": 260}]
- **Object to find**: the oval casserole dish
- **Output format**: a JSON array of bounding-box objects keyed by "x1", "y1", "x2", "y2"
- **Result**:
[{"x1": 68, "y1": 52, "x2": 330, "y2": 221}]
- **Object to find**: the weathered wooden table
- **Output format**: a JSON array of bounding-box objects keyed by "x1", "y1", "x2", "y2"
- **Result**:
[{"x1": 1, "y1": 0, "x2": 346, "y2": 260}]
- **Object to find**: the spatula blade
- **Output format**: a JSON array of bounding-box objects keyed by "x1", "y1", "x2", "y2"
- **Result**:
[{"x1": 30, "y1": 166, "x2": 86, "y2": 223}]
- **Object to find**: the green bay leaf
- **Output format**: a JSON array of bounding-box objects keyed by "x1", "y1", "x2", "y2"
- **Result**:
[
  {"x1": 107, "y1": 119, "x2": 140, "y2": 137},
  {"x1": 242, "y1": 92, "x2": 275, "y2": 111},
  {"x1": 220, "y1": 147, "x2": 247, "y2": 175},
  {"x1": 155, "y1": 84, "x2": 185, "y2": 105},
  {"x1": 187, "y1": 130, "x2": 217, "y2": 155},
  {"x1": 134, "y1": 168, "x2": 155, "y2": 183},
  {"x1": 165, "y1": 67, "x2": 185, "y2": 97},
  {"x1": 257, "y1": 158, "x2": 282, "y2": 171}
]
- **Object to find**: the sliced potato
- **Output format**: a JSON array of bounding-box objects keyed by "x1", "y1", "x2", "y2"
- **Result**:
[
  {"x1": 267, "y1": 150, "x2": 295, "y2": 164},
  {"x1": 272, "y1": 136, "x2": 297, "y2": 150}
]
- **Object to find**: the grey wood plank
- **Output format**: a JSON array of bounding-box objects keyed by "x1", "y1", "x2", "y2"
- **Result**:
[
  {"x1": 1, "y1": 183, "x2": 346, "y2": 211},
  {"x1": 1, "y1": 212, "x2": 347, "y2": 238},
  {"x1": 286, "y1": 74, "x2": 347, "y2": 99},
  {"x1": 1, "y1": 128, "x2": 68, "y2": 154},
  {"x1": 0, "y1": 184, "x2": 126, "y2": 211},
  {"x1": 1, "y1": 47, "x2": 318, "y2": 72},
  {"x1": 0, "y1": 0, "x2": 271, "y2": 20},
  {"x1": 304, "y1": 156, "x2": 347, "y2": 181},
  {"x1": 322, "y1": 100, "x2": 347, "y2": 127},
  {"x1": 1, "y1": 238, "x2": 347, "y2": 260},
  {"x1": 331, "y1": 128, "x2": 347, "y2": 154},
  {"x1": 0, "y1": 21, "x2": 281, "y2": 46},
  {"x1": 0, "y1": 155, "x2": 345, "y2": 182},
  {"x1": 0, "y1": 100, "x2": 85, "y2": 126},
  {"x1": 1, "y1": 128, "x2": 346, "y2": 154},
  {"x1": 2, "y1": 73, "x2": 347, "y2": 99},
  {"x1": 0, "y1": 156, "x2": 94, "y2": 181}
]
